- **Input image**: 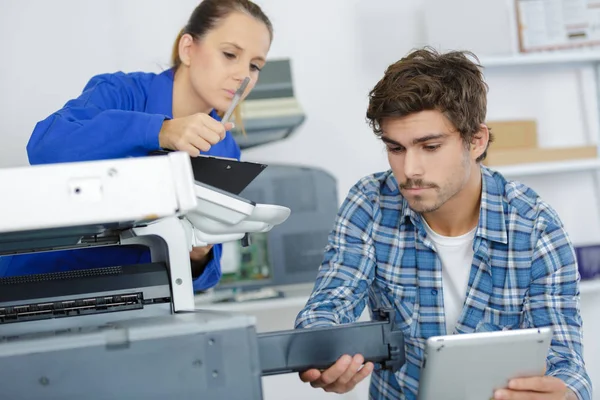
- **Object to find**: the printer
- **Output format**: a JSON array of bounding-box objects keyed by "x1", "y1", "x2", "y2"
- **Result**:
[
  {"x1": 0, "y1": 152, "x2": 404, "y2": 399},
  {"x1": 232, "y1": 58, "x2": 306, "y2": 150}
]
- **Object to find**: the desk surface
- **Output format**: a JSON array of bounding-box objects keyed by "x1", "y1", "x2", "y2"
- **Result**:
[
  {"x1": 197, "y1": 295, "x2": 309, "y2": 313},
  {"x1": 196, "y1": 278, "x2": 600, "y2": 313}
]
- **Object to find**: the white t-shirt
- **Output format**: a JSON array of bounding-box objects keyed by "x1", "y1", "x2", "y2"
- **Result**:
[{"x1": 422, "y1": 219, "x2": 476, "y2": 334}]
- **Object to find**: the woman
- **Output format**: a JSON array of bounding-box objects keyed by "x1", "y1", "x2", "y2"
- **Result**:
[{"x1": 0, "y1": 0, "x2": 273, "y2": 292}]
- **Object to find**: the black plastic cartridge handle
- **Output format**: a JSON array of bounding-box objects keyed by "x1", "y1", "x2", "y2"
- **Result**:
[{"x1": 258, "y1": 309, "x2": 405, "y2": 376}]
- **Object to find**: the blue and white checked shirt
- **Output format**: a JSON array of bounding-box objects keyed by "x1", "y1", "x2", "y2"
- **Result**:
[{"x1": 295, "y1": 166, "x2": 592, "y2": 400}]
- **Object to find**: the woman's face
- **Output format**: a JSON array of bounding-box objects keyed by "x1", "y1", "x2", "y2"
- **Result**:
[{"x1": 184, "y1": 12, "x2": 271, "y2": 113}]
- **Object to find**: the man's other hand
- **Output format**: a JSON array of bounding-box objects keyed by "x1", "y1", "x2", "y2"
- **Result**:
[{"x1": 494, "y1": 376, "x2": 576, "y2": 400}]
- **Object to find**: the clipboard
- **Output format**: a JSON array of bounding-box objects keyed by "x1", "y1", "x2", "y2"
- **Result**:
[{"x1": 150, "y1": 151, "x2": 267, "y2": 195}]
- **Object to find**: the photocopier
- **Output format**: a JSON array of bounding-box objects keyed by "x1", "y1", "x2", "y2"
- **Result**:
[{"x1": 0, "y1": 151, "x2": 405, "y2": 399}]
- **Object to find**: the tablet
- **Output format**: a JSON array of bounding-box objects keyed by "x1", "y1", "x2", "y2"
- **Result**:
[
  {"x1": 417, "y1": 327, "x2": 552, "y2": 400},
  {"x1": 150, "y1": 151, "x2": 267, "y2": 195}
]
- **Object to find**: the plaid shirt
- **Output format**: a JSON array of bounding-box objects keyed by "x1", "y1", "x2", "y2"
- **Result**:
[{"x1": 295, "y1": 166, "x2": 592, "y2": 400}]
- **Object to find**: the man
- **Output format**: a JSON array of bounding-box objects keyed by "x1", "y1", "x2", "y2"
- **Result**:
[{"x1": 294, "y1": 47, "x2": 592, "y2": 400}]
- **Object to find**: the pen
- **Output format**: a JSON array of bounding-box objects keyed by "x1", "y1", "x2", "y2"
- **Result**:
[{"x1": 222, "y1": 76, "x2": 250, "y2": 125}]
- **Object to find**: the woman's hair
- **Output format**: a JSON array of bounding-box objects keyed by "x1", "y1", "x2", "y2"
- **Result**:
[
  {"x1": 171, "y1": 0, "x2": 273, "y2": 135},
  {"x1": 366, "y1": 47, "x2": 493, "y2": 162},
  {"x1": 170, "y1": 0, "x2": 273, "y2": 68}
]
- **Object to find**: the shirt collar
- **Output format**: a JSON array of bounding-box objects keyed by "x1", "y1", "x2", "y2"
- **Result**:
[{"x1": 477, "y1": 165, "x2": 508, "y2": 244}]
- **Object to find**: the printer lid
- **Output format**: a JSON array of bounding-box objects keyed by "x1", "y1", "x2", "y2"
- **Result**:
[{"x1": 0, "y1": 152, "x2": 198, "y2": 255}]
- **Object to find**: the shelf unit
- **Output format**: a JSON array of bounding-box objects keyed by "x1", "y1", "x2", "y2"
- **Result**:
[
  {"x1": 482, "y1": 51, "x2": 600, "y2": 283},
  {"x1": 480, "y1": 50, "x2": 600, "y2": 177},
  {"x1": 480, "y1": 51, "x2": 600, "y2": 68},
  {"x1": 494, "y1": 158, "x2": 600, "y2": 178}
]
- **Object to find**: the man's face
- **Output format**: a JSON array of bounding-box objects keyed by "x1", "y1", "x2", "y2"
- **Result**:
[{"x1": 381, "y1": 110, "x2": 477, "y2": 214}]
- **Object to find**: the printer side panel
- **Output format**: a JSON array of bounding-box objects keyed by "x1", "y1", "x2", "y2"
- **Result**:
[{"x1": 0, "y1": 314, "x2": 264, "y2": 400}]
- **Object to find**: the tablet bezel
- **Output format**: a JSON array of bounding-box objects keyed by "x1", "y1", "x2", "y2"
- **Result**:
[{"x1": 417, "y1": 327, "x2": 552, "y2": 400}]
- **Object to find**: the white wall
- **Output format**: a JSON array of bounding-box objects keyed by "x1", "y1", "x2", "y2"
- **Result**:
[{"x1": 1, "y1": 0, "x2": 598, "y2": 398}]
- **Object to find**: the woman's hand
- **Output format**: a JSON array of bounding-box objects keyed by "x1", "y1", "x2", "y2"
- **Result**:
[
  {"x1": 190, "y1": 244, "x2": 214, "y2": 278},
  {"x1": 159, "y1": 113, "x2": 234, "y2": 156}
]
